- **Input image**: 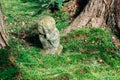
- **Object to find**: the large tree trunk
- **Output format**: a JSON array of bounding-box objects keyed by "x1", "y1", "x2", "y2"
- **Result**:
[
  {"x1": 0, "y1": 4, "x2": 8, "y2": 48},
  {"x1": 62, "y1": 0, "x2": 119, "y2": 35},
  {"x1": 114, "y1": 0, "x2": 120, "y2": 35}
]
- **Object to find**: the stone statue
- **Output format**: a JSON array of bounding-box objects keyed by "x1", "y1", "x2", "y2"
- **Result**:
[{"x1": 37, "y1": 16, "x2": 62, "y2": 54}]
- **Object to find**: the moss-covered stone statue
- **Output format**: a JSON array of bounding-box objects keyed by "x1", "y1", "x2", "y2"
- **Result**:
[{"x1": 37, "y1": 16, "x2": 62, "y2": 54}]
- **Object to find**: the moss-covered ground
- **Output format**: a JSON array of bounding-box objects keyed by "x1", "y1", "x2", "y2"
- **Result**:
[{"x1": 0, "y1": 0, "x2": 120, "y2": 80}]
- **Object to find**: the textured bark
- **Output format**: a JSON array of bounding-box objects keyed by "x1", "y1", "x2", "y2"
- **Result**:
[
  {"x1": 62, "y1": 0, "x2": 89, "y2": 21},
  {"x1": 0, "y1": 5, "x2": 8, "y2": 48},
  {"x1": 62, "y1": 0, "x2": 118, "y2": 34},
  {"x1": 114, "y1": 0, "x2": 120, "y2": 35}
]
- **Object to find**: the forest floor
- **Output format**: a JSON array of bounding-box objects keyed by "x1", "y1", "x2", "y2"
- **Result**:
[{"x1": 0, "y1": 0, "x2": 120, "y2": 80}]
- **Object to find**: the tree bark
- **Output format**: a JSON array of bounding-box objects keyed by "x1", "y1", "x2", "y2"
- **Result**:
[
  {"x1": 0, "y1": 4, "x2": 8, "y2": 48},
  {"x1": 114, "y1": 0, "x2": 120, "y2": 35},
  {"x1": 62, "y1": 0, "x2": 119, "y2": 35}
]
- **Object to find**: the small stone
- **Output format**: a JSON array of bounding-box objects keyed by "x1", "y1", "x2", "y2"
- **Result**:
[{"x1": 37, "y1": 16, "x2": 62, "y2": 54}]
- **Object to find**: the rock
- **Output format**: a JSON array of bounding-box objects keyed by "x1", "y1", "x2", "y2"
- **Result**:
[{"x1": 37, "y1": 16, "x2": 62, "y2": 54}]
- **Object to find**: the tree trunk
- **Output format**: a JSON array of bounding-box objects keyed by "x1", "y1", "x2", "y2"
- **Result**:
[
  {"x1": 0, "y1": 4, "x2": 8, "y2": 48},
  {"x1": 114, "y1": 0, "x2": 120, "y2": 35},
  {"x1": 62, "y1": 0, "x2": 119, "y2": 35}
]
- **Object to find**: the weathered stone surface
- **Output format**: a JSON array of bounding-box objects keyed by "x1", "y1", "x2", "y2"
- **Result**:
[{"x1": 38, "y1": 16, "x2": 62, "y2": 54}]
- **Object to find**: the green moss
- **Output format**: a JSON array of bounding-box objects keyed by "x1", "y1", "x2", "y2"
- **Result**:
[{"x1": 0, "y1": 0, "x2": 120, "y2": 80}]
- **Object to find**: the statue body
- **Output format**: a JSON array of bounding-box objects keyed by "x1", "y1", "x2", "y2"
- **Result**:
[{"x1": 38, "y1": 16, "x2": 62, "y2": 54}]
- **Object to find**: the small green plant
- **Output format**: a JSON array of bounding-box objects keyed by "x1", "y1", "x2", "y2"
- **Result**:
[
  {"x1": 21, "y1": 0, "x2": 39, "y2": 3},
  {"x1": 39, "y1": 0, "x2": 63, "y2": 9}
]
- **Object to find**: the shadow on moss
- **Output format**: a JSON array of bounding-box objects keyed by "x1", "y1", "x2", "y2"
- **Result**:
[{"x1": 0, "y1": 48, "x2": 20, "y2": 80}]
